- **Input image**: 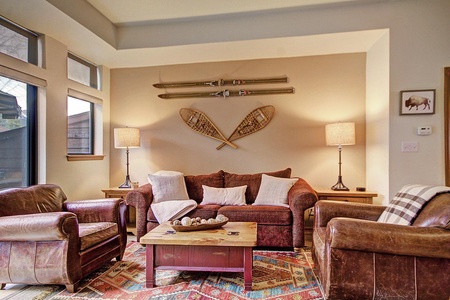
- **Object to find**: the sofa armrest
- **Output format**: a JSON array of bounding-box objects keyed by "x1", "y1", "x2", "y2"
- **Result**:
[
  {"x1": 0, "y1": 212, "x2": 79, "y2": 241},
  {"x1": 314, "y1": 200, "x2": 386, "y2": 228},
  {"x1": 125, "y1": 183, "x2": 154, "y2": 240},
  {"x1": 288, "y1": 178, "x2": 318, "y2": 247},
  {"x1": 327, "y1": 217, "x2": 450, "y2": 259}
]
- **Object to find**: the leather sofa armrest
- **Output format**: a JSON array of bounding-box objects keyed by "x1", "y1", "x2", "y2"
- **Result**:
[
  {"x1": 327, "y1": 217, "x2": 450, "y2": 259},
  {"x1": 64, "y1": 198, "x2": 125, "y2": 223},
  {"x1": 314, "y1": 200, "x2": 386, "y2": 228},
  {"x1": 288, "y1": 178, "x2": 318, "y2": 247},
  {"x1": 0, "y1": 212, "x2": 79, "y2": 241},
  {"x1": 125, "y1": 183, "x2": 154, "y2": 241}
]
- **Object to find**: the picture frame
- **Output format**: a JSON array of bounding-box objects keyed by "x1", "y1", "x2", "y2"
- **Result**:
[{"x1": 400, "y1": 89, "x2": 435, "y2": 115}]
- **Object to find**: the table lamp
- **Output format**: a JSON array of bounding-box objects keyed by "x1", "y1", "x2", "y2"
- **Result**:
[
  {"x1": 114, "y1": 127, "x2": 140, "y2": 188},
  {"x1": 325, "y1": 122, "x2": 355, "y2": 191}
]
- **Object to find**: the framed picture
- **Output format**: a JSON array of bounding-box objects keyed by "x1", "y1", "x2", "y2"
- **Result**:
[{"x1": 400, "y1": 89, "x2": 435, "y2": 115}]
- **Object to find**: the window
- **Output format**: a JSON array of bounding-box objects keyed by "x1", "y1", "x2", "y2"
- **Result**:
[
  {"x1": 0, "y1": 76, "x2": 37, "y2": 190},
  {"x1": 68, "y1": 53, "x2": 98, "y2": 89},
  {"x1": 0, "y1": 17, "x2": 38, "y2": 65},
  {"x1": 67, "y1": 96, "x2": 94, "y2": 154}
]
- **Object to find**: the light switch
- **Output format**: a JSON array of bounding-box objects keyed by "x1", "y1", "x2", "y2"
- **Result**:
[{"x1": 417, "y1": 126, "x2": 432, "y2": 136}]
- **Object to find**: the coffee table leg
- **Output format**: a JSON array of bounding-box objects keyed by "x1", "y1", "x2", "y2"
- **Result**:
[
  {"x1": 243, "y1": 247, "x2": 253, "y2": 291},
  {"x1": 146, "y1": 244, "x2": 155, "y2": 288}
]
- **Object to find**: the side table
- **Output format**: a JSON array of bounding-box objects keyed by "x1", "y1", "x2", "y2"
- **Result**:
[
  {"x1": 304, "y1": 188, "x2": 378, "y2": 244},
  {"x1": 101, "y1": 187, "x2": 136, "y2": 235},
  {"x1": 314, "y1": 187, "x2": 377, "y2": 204}
]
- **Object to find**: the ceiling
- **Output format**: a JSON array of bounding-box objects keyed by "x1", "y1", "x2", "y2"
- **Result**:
[
  {"x1": 85, "y1": 0, "x2": 358, "y2": 24},
  {"x1": 1, "y1": 0, "x2": 386, "y2": 68}
]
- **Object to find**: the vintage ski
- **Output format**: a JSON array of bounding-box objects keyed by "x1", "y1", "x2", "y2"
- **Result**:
[
  {"x1": 158, "y1": 87, "x2": 294, "y2": 99},
  {"x1": 153, "y1": 76, "x2": 288, "y2": 89}
]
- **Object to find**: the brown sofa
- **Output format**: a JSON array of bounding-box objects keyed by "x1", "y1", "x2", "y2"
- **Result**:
[
  {"x1": 0, "y1": 184, "x2": 127, "y2": 292},
  {"x1": 312, "y1": 195, "x2": 450, "y2": 299},
  {"x1": 126, "y1": 168, "x2": 317, "y2": 248}
]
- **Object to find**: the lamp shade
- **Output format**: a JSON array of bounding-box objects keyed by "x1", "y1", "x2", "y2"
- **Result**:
[
  {"x1": 325, "y1": 122, "x2": 355, "y2": 146},
  {"x1": 114, "y1": 127, "x2": 140, "y2": 149}
]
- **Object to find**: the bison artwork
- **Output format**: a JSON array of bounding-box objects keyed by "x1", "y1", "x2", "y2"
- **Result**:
[{"x1": 405, "y1": 95, "x2": 431, "y2": 111}]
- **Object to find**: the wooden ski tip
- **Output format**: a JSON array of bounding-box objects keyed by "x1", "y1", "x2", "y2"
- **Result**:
[{"x1": 153, "y1": 83, "x2": 164, "y2": 88}]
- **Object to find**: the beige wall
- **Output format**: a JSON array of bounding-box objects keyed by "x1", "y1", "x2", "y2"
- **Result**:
[
  {"x1": 0, "y1": 35, "x2": 111, "y2": 200},
  {"x1": 110, "y1": 53, "x2": 367, "y2": 192}
]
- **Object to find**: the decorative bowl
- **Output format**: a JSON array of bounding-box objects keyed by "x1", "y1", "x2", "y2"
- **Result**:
[{"x1": 170, "y1": 220, "x2": 228, "y2": 232}]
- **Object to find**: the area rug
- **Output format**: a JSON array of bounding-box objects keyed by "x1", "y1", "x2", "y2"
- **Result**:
[{"x1": 2, "y1": 242, "x2": 324, "y2": 300}]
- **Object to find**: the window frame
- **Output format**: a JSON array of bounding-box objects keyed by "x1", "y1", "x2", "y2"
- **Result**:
[
  {"x1": 0, "y1": 17, "x2": 38, "y2": 65},
  {"x1": 67, "y1": 52, "x2": 98, "y2": 89},
  {"x1": 67, "y1": 96, "x2": 95, "y2": 155}
]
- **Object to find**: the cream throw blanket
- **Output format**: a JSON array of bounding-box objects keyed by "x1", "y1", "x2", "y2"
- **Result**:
[
  {"x1": 378, "y1": 184, "x2": 450, "y2": 225},
  {"x1": 151, "y1": 200, "x2": 197, "y2": 224}
]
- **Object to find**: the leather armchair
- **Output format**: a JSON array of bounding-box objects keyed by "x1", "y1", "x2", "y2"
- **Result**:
[
  {"x1": 0, "y1": 184, "x2": 127, "y2": 293},
  {"x1": 312, "y1": 194, "x2": 450, "y2": 300}
]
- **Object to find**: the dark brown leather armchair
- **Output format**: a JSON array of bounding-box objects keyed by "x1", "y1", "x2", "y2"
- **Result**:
[
  {"x1": 0, "y1": 184, "x2": 127, "y2": 293},
  {"x1": 312, "y1": 194, "x2": 450, "y2": 300}
]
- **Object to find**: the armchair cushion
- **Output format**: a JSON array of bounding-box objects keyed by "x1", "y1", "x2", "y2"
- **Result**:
[{"x1": 78, "y1": 222, "x2": 118, "y2": 250}]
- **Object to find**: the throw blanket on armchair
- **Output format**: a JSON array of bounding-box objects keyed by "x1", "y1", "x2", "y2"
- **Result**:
[
  {"x1": 151, "y1": 200, "x2": 197, "y2": 224},
  {"x1": 378, "y1": 184, "x2": 450, "y2": 225}
]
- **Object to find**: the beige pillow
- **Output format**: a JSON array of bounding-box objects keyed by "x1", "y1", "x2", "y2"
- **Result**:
[
  {"x1": 200, "y1": 185, "x2": 247, "y2": 206},
  {"x1": 253, "y1": 174, "x2": 298, "y2": 207},
  {"x1": 148, "y1": 172, "x2": 189, "y2": 203}
]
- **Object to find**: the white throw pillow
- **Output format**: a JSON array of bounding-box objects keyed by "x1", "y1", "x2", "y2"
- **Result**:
[
  {"x1": 200, "y1": 185, "x2": 247, "y2": 206},
  {"x1": 148, "y1": 172, "x2": 189, "y2": 203},
  {"x1": 253, "y1": 174, "x2": 299, "y2": 207}
]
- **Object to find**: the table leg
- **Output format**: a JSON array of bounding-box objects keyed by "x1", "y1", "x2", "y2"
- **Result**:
[
  {"x1": 146, "y1": 244, "x2": 155, "y2": 288},
  {"x1": 243, "y1": 247, "x2": 253, "y2": 291}
]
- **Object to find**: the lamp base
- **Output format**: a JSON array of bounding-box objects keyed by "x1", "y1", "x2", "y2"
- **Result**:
[
  {"x1": 119, "y1": 175, "x2": 132, "y2": 188},
  {"x1": 331, "y1": 176, "x2": 349, "y2": 191}
]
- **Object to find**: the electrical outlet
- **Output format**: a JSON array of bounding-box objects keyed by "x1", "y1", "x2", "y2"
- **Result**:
[{"x1": 402, "y1": 141, "x2": 418, "y2": 152}]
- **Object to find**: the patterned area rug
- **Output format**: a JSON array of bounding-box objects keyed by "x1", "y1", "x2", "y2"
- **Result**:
[{"x1": 2, "y1": 242, "x2": 324, "y2": 300}]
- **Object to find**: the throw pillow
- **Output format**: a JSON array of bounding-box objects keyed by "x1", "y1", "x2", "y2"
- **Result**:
[
  {"x1": 200, "y1": 185, "x2": 247, "y2": 206},
  {"x1": 253, "y1": 174, "x2": 299, "y2": 207},
  {"x1": 148, "y1": 172, "x2": 189, "y2": 203}
]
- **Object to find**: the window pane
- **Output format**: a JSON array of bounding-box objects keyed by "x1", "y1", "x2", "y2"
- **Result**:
[
  {"x1": 0, "y1": 25, "x2": 28, "y2": 62},
  {"x1": 0, "y1": 18, "x2": 38, "y2": 65},
  {"x1": 67, "y1": 53, "x2": 98, "y2": 89},
  {"x1": 0, "y1": 76, "x2": 33, "y2": 189},
  {"x1": 67, "y1": 97, "x2": 93, "y2": 154},
  {"x1": 68, "y1": 57, "x2": 91, "y2": 86}
]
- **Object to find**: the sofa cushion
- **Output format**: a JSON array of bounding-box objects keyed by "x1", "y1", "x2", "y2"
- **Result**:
[
  {"x1": 253, "y1": 174, "x2": 298, "y2": 207},
  {"x1": 200, "y1": 185, "x2": 247, "y2": 206},
  {"x1": 223, "y1": 168, "x2": 292, "y2": 204},
  {"x1": 78, "y1": 222, "x2": 118, "y2": 251},
  {"x1": 148, "y1": 173, "x2": 189, "y2": 203},
  {"x1": 186, "y1": 204, "x2": 221, "y2": 220},
  {"x1": 218, "y1": 205, "x2": 292, "y2": 225},
  {"x1": 184, "y1": 171, "x2": 224, "y2": 203}
]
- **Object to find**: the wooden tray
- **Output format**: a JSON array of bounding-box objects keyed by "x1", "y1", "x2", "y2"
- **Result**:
[{"x1": 171, "y1": 220, "x2": 228, "y2": 232}]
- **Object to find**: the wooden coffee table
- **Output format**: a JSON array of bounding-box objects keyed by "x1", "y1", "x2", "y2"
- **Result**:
[{"x1": 140, "y1": 221, "x2": 257, "y2": 291}]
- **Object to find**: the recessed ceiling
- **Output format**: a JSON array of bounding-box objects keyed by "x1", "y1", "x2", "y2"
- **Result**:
[
  {"x1": 86, "y1": 0, "x2": 359, "y2": 24},
  {"x1": 1, "y1": 0, "x2": 386, "y2": 68}
]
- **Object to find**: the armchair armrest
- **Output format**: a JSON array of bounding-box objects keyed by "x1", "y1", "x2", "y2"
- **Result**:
[
  {"x1": 0, "y1": 212, "x2": 79, "y2": 241},
  {"x1": 288, "y1": 178, "x2": 318, "y2": 247},
  {"x1": 327, "y1": 217, "x2": 450, "y2": 259},
  {"x1": 314, "y1": 200, "x2": 386, "y2": 228},
  {"x1": 64, "y1": 198, "x2": 125, "y2": 223},
  {"x1": 125, "y1": 183, "x2": 153, "y2": 241}
]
